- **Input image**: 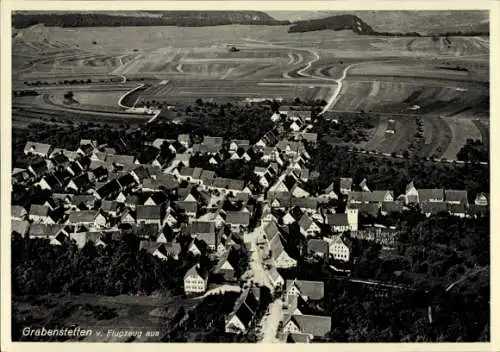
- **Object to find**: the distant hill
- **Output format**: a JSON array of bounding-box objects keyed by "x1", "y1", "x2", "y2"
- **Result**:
[
  {"x1": 12, "y1": 11, "x2": 289, "y2": 29},
  {"x1": 283, "y1": 11, "x2": 489, "y2": 36},
  {"x1": 289, "y1": 14, "x2": 375, "y2": 34}
]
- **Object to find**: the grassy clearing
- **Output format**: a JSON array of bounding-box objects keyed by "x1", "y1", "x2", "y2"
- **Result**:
[{"x1": 442, "y1": 117, "x2": 482, "y2": 160}]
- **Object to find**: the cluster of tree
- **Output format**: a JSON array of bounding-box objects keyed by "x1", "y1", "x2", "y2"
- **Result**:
[
  {"x1": 11, "y1": 233, "x2": 200, "y2": 297},
  {"x1": 150, "y1": 101, "x2": 275, "y2": 144},
  {"x1": 13, "y1": 90, "x2": 39, "y2": 97},
  {"x1": 312, "y1": 112, "x2": 376, "y2": 144},
  {"x1": 305, "y1": 141, "x2": 489, "y2": 200},
  {"x1": 163, "y1": 286, "x2": 272, "y2": 342},
  {"x1": 321, "y1": 276, "x2": 488, "y2": 342},
  {"x1": 12, "y1": 11, "x2": 289, "y2": 29},
  {"x1": 456, "y1": 138, "x2": 488, "y2": 162},
  {"x1": 24, "y1": 78, "x2": 99, "y2": 86}
]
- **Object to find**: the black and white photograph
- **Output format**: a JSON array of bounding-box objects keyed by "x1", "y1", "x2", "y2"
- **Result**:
[{"x1": 4, "y1": 4, "x2": 493, "y2": 345}]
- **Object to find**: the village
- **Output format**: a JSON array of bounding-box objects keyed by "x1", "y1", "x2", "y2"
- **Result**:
[{"x1": 11, "y1": 105, "x2": 489, "y2": 343}]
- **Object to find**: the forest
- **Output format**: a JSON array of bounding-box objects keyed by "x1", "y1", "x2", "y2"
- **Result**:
[
  {"x1": 12, "y1": 11, "x2": 288, "y2": 29},
  {"x1": 11, "y1": 233, "x2": 208, "y2": 297}
]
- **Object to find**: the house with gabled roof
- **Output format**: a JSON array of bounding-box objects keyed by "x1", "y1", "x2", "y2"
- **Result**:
[
  {"x1": 136, "y1": 205, "x2": 162, "y2": 229},
  {"x1": 67, "y1": 210, "x2": 106, "y2": 228},
  {"x1": 307, "y1": 239, "x2": 329, "y2": 258},
  {"x1": 29, "y1": 204, "x2": 55, "y2": 224},
  {"x1": 225, "y1": 211, "x2": 250, "y2": 232},
  {"x1": 27, "y1": 223, "x2": 65, "y2": 239},
  {"x1": 285, "y1": 280, "x2": 325, "y2": 303},
  {"x1": 326, "y1": 214, "x2": 349, "y2": 233},
  {"x1": 139, "y1": 240, "x2": 181, "y2": 261},
  {"x1": 225, "y1": 287, "x2": 260, "y2": 334},
  {"x1": 65, "y1": 173, "x2": 92, "y2": 193},
  {"x1": 101, "y1": 200, "x2": 120, "y2": 217},
  {"x1": 381, "y1": 201, "x2": 404, "y2": 216},
  {"x1": 421, "y1": 201, "x2": 448, "y2": 217},
  {"x1": 184, "y1": 264, "x2": 209, "y2": 295},
  {"x1": 475, "y1": 193, "x2": 488, "y2": 206},
  {"x1": 213, "y1": 248, "x2": 238, "y2": 282},
  {"x1": 95, "y1": 179, "x2": 121, "y2": 200},
  {"x1": 270, "y1": 233, "x2": 297, "y2": 269},
  {"x1": 283, "y1": 315, "x2": 331, "y2": 338},
  {"x1": 174, "y1": 200, "x2": 197, "y2": 217},
  {"x1": 229, "y1": 139, "x2": 250, "y2": 153},
  {"x1": 349, "y1": 202, "x2": 380, "y2": 218},
  {"x1": 448, "y1": 202, "x2": 468, "y2": 218},
  {"x1": 325, "y1": 235, "x2": 350, "y2": 261},
  {"x1": 71, "y1": 194, "x2": 96, "y2": 210},
  {"x1": 143, "y1": 192, "x2": 169, "y2": 206},
  {"x1": 12, "y1": 205, "x2": 28, "y2": 221},
  {"x1": 24, "y1": 142, "x2": 53, "y2": 158},
  {"x1": 418, "y1": 189, "x2": 444, "y2": 203},
  {"x1": 298, "y1": 214, "x2": 321, "y2": 237},
  {"x1": 120, "y1": 208, "x2": 136, "y2": 225},
  {"x1": 445, "y1": 190, "x2": 468, "y2": 204},
  {"x1": 28, "y1": 159, "x2": 48, "y2": 178}
]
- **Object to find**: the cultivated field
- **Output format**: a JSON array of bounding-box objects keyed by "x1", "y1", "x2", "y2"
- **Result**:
[{"x1": 12, "y1": 21, "x2": 489, "y2": 159}]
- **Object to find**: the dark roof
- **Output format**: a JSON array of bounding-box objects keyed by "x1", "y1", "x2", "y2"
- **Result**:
[
  {"x1": 117, "y1": 173, "x2": 137, "y2": 188},
  {"x1": 190, "y1": 220, "x2": 216, "y2": 235},
  {"x1": 91, "y1": 166, "x2": 108, "y2": 179},
  {"x1": 381, "y1": 201, "x2": 404, "y2": 214},
  {"x1": 445, "y1": 190, "x2": 468, "y2": 203},
  {"x1": 96, "y1": 179, "x2": 121, "y2": 198},
  {"x1": 101, "y1": 200, "x2": 119, "y2": 212},
  {"x1": 287, "y1": 333, "x2": 311, "y2": 343},
  {"x1": 136, "y1": 205, "x2": 162, "y2": 221},
  {"x1": 174, "y1": 200, "x2": 197, "y2": 213},
  {"x1": 51, "y1": 152, "x2": 70, "y2": 166},
  {"x1": 184, "y1": 264, "x2": 209, "y2": 280},
  {"x1": 418, "y1": 189, "x2": 444, "y2": 202},
  {"x1": 226, "y1": 211, "x2": 250, "y2": 225},
  {"x1": 291, "y1": 197, "x2": 318, "y2": 210},
  {"x1": 448, "y1": 202, "x2": 467, "y2": 214},
  {"x1": 288, "y1": 315, "x2": 331, "y2": 337},
  {"x1": 286, "y1": 280, "x2": 325, "y2": 300},
  {"x1": 349, "y1": 203, "x2": 380, "y2": 217},
  {"x1": 326, "y1": 213, "x2": 349, "y2": 227},
  {"x1": 69, "y1": 173, "x2": 92, "y2": 190},
  {"x1": 421, "y1": 201, "x2": 448, "y2": 214},
  {"x1": 213, "y1": 177, "x2": 245, "y2": 191},
  {"x1": 132, "y1": 166, "x2": 150, "y2": 182},
  {"x1": 307, "y1": 239, "x2": 329, "y2": 254}
]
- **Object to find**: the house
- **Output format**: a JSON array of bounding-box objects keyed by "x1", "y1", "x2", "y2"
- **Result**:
[
  {"x1": 225, "y1": 287, "x2": 259, "y2": 334},
  {"x1": 120, "y1": 209, "x2": 136, "y2": 225},
  {"x1": 199, "y1": 169, "x2": 216, "y2": 186},
  {"x1": 11, "y1": 205, "x2": 28, "y2": 221},
  {"x1": 49, "y1": 152, "x2": 70, "y2": 169},
  {"x1": 348, "y1": 203, "x2": 380, "y2": 218},
  {"x1": 198, "y1": 211, "x2": 225, "y2": 229},
  {"x1": 421, "y1": 202, "x2": 448, "y2": 217},
  {"x1": 136, "y1": 205, "x2": 162, "y2": 229},
  {"x1": 89, "y1": 166, "x2": 108, "y2": 182},
  {"x1": 418, "y1": 189, "x2": 444, "y2": 203},
  {"x1": 124, "y1": 194, "x2": 140, "y2": 210},
  {"x1": 267, "y1": 266, "x2": 285, "y2": 290},
  {"x1": 298, "y1": 214, "x2": 321, "y2": 237},
  {"x1": 381, "y1": 201, "x2": 404, "y2": 216},
  {"x1": 70, "y1": 232, "x2": 106, "y2": 249},
  {"x1": 71, "y1": 194, "x2": 96, "y2": 210},
  {"x1": 130, "y1": 166, "x2": 150, "y2": 184},
  {"x1": 24, "y1": 142, "x2": 52, "y2": 158},
  {"x1": 475, "y1": 193, "x2": 488, "y2": 206},
  {"x1": 95, "y1": 179, "x2": 121, "y2": 200},
  {"x1": 174, "y1": 201, "x2": 197, "y2": 217},
  {"x1": 11, "y1": 219, "x2": 30, "y2": 237},
  {"x1": 178, "y1": 167, "x2": 203, "y2": 184},
  {"x1": 469, "y1": 204, "x2": 489, "y2": 218},
  {"x1": 307, "y1": 239, "x2": 329, "y2": 258},
  {"x1": 323, "y1": 182, "x2": 338, "y2": 200},
  {"x1": 225, "y1": 211, "x2": 250, "y2": 232},
  {"x1": 212, "y1": 178, "x2": 245, "y2": 193},
  {"x1": 445, "y1": 190, "x2": 468, "y2": 204},
  {"x1": 347, "y1": 190, "x2": 394, "y2": 204},
  {"x1": 448, "y1": 202, "x2": 468, "y2": 218},
  {"x1": 144, "y1": 191, "x2": 169, "y2": 206},
  {"x1": 339, "y1": 178, "x2": 353, "y2": 195},
  {"x1": 12, "y1": 168, "x2": 32, "y2": 185},
  {"x1": 325, "y1": 236, "x2": 350, "y2": 261},
  {"x1": 139, "y1": 240, "x2": 182, "y2": 261},
  {"x1": 285, "y1": 280, "x2": 325, "y2": 303},
  {"x1": 405, "y1": 181, "x2": 419, "y2": 204},
  {"x1": 270, "y1": 234, "x2": 297, "y2": 269},
  {"x1": 67, "y1": 210, "x2": 106, "y2": 228},
  {"x1": 27, "y1": 223, "x2": 65, "y2": 239},
  {"x1": 29, "y1": 204, "x2": 54, "y2": 224},
  {"x1": 65, "y1": 173, "x2": 92, "y2": 193},
  {"x1": 28, "y1": 160, "x2": 48, "y2": 178},
  {"x1": 283, "y1": 315, "x2": 331, "y2": 338},
  {"x1": 229, "y1": 140, "x2": 250, "y2": 152},
  {"x1": 101, "y1": 200, "x2": 120, "y2": 217},
  {"x1": 287, "y1": 333, "x2": 312, "y2": 343},
  {"x1": 326, "y1": 214, "x2": 350, "y2": 233},
  {"x1": 213, "y1": 249, "x2": 237, "y2": 282},
  {"x1": 117, "y1": 173, "x2": 138, "y2": 191},
  {"x1": 184, "y1": 264, "x2": 209, "y2": 295}
]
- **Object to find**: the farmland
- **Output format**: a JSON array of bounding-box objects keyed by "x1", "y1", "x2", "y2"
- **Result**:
[{"x1": 12, "y1": 17, "x2": 489, "y2": 160}]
